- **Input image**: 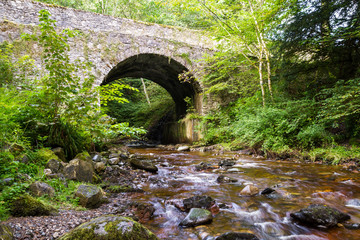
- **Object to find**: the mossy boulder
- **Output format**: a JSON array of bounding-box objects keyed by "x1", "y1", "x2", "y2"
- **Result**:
[
  {"x1": 38, "y1": 148, "x2": 60, "y2": 163},
  {"x1": 45, "y1": 158, "x2": 64, "y2": 173},
  {"x1": 74, "y1": 151, "x2": 92, "y2": 163},
  {"x1": 10, "y1": 194, "x2": 58, "y2": 217},
  {"x1": 290, "y1": 204, "x2": 351, "y2": 228},
  {"x1": 75, "y1": 185, "x2": 104, "y2": 209},
  {"x1": 59, "y1": 215, "x2": 159, "y2": 240},
  {"x1": 0, "y1": 224, "x2": 13, "y2": 240}
]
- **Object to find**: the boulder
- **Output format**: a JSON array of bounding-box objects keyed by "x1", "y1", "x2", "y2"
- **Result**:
[
  {"x1": 94, "y1": 162, "x2": 106, "y2": 173},
  {"x1": 0, "y1": 224, "x2": 13, "y2": 240},
  {"x1": 216, "y1": 232, "x2": 259, "y2": 240},
  {"x1": 75, "y1": 185, "x2": 104, "y2": 209},
  {"x1": 116, "y1": 201, "x2": 155, "y2": 223},
  {"x1": 74, "y1": 151, "x2": 92, "y2": 162},
  {"x1": 63, "y1": 159, "x2": 94, "y2": 183},
  {"x1": 10, "y1": 194, "x2": 58, "y2": 217},
  {"x1": 290, "y1": 204, "x2": 351, "y2": 228},
  {"x1": 130, "y1": 159, "x2": 158, "y2": 173},
  {"x1": 37, "y1": 148, "x2": 60, "y2": 162},
  {"x1": 179, "y1": 208, "x2": 213, "y2": 227},
  {"x1": 29, "y1": 181, "x2": 55, "y2": 197},
  {"x1": 216, "y1": 175, "x2": 238, "y2": 183},
  {"x1": 183, "y1": 195, "x2": 216, "y2": 212},
  {"x1": 240, "y1": 185, "x2": 259, "y2": 196},
  {"x1": 58, "y1": 215, "x2": 159, "y2": 240},
  {"x1": 45, "y1": 158, "x2": 64, "y2": 173},
  {"x1": 52, "y1": 147, "x2": 66, "y2": 162}
]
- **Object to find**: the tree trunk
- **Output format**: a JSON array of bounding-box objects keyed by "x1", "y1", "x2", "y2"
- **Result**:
[{"x1": 141, "y1": 78, "x2": 151, "y2": 106}]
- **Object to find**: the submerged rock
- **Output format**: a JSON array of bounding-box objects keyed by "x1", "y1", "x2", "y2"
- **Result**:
[
  {"x1": 195, "y1": 162, "x2": 214, "y2": 171},
  {"x1": 216, "y1": 175, "x2": 238, "y2": 183},
  {"x1": 59, "y1": 215, "x2": 159, "y2": 240},
  {"x1": 75, "y1": 185, "x2": 104, "y2": 209},
  {"x1": 0, "y1": 224, "x2": 13, "y2": 240},
  {"x1": 130, "y1": 159, "x2": 158, "y2": 173},
  {"x1": 183, "y1": 195, "x2": 216, "y2": 212},
  {"x1": 179, "y1": 208, "x2": 213, "y2": 227},
  {"x1": 290, "y1": 204, "x2": 350, "y2": 228},
  {"x1": 216, "y1": 232, "x2": 259, "y2": 240},
  {"x1": 116, "y1": 201, "x2": 155, "y2": 223},
  {"x1": 29, "y1": 181, "x2": 55, "y2": 197},
  {"x1": 10, "y1": 194, "x2": 58, "y2": 217},
  {"x1": 218, "y1": 159, "x2": 236, "y2": 167}
]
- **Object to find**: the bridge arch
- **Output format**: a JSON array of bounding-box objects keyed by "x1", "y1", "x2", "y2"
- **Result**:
[{"x1": 101, "y1": 53, "x2": 196, "y2": 118}]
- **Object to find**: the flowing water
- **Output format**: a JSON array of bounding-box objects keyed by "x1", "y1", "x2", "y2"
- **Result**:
[{"x1": 127, "y1": 147, "x2": 360, "y2": 240}]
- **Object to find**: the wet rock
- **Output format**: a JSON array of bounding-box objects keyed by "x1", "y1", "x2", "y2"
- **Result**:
[
  {"x1": 75, "y1": 185, "x2": 104, "y2": 209},
  {"x1": 345, "y1": 199, "x2": 360, "y2": 209},
  {"x1": 290, "y1": 204, "x2": 351, "y2": 228},
  {"x1": 108, "y1": 157, "x2": 120, "y2": 165},
  {"x1": 219, "y1": 159, "x2": 236, "y2": 167},
  {"x1": 0, "y1": 224, "x2": 13, "y2": 240},
  {"x1": 94, "y1": 161, "x2": 106, "y2": 173},
  {"x1": 195, "y1": 162, "x2": 214, "y2": 171},
  {"x1": 58, "y1": 215, "x2": 159, "y2": 240},
  {"x1": 216, "y1": 232, "x2": 259, "y2": 240},
  {"x1": 261, "y1": 188, "x2": 275, "y2": 195},
  {"x1": 240, "y1": 185, "x2": 259, "y2": 196},
  {"x1": 130, "y1": 159, "x2": 158, "y2": 173},
  {"x1": 45, "y1": 158, "x2": 64, "y2": 173},
  {"x1": 344, "y1": 223, "x2": 360, "y2": 230},
  {"x1": 116, "y1": 201, "x2": 155, "y2": 223},
  {"x1": 178, "y1": 146, "x2": 190, "y2": 151},
  {"x1": 63, "y1": 159, "x2": 95, "y2": 183},
  {"x1": 10, "y1": 194, "x2": 58, "y2": 217},
  {"x1": 179, "y1": 208, "x2": 213, "y2": 227},
  {"x1": 52, "y1": 147, "x2": 66, "y2": 162},
  {"x1": 29, "y1": 181, "x2": 55, "y2": 197},
  {"x1": 183, "y1": 195, "x2": 216, "y2": 212},
  {"x1": 216, "y1": 175, "x2": 237, "y2": 183}
]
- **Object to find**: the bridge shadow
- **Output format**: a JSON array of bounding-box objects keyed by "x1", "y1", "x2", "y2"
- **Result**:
[{"x1": 102, "y1": 53, "x2": 195, "y2": 118}]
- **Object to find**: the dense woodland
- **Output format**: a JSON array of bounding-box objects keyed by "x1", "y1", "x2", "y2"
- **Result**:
[{"x1": 0, "y1": 0, "x2": 359, "y2": 220}]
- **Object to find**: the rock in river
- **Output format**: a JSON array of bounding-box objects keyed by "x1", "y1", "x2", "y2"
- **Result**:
[
  {"x1": 290, "y1": 204, "x2": 350, "y2": 228},
  {"x1": 183, "y1": 195, "x2": 216, "y2": 212},
  {"x1": 59, "y1": 215, "x2": 159, "y2": 240},
  {"x1": 240, "y1": 185, "x2": 259, "y2": 196},
  {"x1": 130, "y1": 159, "x2": 158, "y2": 173},
  {"x1": 216, "y1": 232, "x2": 259, "y2": 240},
  {"x1": 179, "y1": 208, "x2": 213, "y2": 227}
]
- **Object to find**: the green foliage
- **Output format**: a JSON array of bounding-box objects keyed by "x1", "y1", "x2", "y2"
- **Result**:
[{"x1": 100, "y1": 80, "x2": 138, "y2": 106}]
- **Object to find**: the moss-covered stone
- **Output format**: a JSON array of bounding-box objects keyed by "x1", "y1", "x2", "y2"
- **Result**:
[
  {"x1": 10, "y1": 194, "x2": 58, "y2": 217},
  {"x1": 59, "y1": 215, "x2": 159, "y2": 240},
  {"x1": 0, "y1": 224, "x2": 13, "y2": 240},
  {"x1": 38, "y1": 148, "x2": 60, "y2": 164},
  {"x1": 74, "y1": 151, "x2": 92, "y2": 163},
  {"x1": 63, "y1": 159, "x2": 94, "y2": 183},
  {"x1": 75, "y1": 185, "x2": 103, "y2": 209}
]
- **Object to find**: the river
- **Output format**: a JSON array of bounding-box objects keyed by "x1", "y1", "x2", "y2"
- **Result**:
[{"x1": 127, "y1": 147, "x2": 360, "y2": 240}]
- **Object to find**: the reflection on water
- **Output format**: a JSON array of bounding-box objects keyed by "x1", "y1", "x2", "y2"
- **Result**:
[{"x1": 129, "y1": 147, "x2": 360, "y2": 240}]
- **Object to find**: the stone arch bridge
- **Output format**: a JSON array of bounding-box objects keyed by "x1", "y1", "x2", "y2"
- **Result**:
[{"x1": 0, "y1": 0, "x2": 216, "y2": 142}]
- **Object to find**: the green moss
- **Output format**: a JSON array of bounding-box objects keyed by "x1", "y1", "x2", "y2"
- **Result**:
[
  {"x1": 59, "y1": 215, "x2": 158, "y2": 240},
  {"x1": 10, "y1": 194, "x2": 58, "y2": 217},
  {"x1": 37, "y1": 148, "x2": 60, "y2": 164},
  {"x1": 0, "y1": 224, "x2": 13, "y2": 240},
  {"x1": 107, "y1": 185, "x2": 136, "y2": 193},
  {"x1": 74, "y1": 151, "x2": 91, "y2": 162}
]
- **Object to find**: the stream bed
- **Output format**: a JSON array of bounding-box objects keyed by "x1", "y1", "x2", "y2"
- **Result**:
[{"x1": 128, "y1": 147, "x2": 360, "y2": 240}]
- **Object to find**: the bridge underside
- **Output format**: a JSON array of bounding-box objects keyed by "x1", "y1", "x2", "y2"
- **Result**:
[{"x1": 102, "y1": 53, "x2": 195, "y2": 118}]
